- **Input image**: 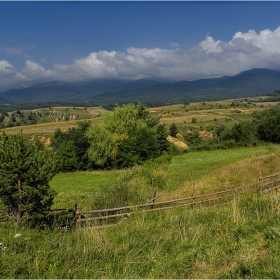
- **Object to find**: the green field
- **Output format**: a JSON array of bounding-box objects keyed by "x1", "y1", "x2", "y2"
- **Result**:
[
  {"x1": 49, "y1": 144, "x2": 280, "y2": 210},
  {"x1": 1, "y1": 145, "x2": 280, "y2": 278},
  {"x1": 1, "y1": 100, "x2": 280, "y2": 278},
  {"x1": 149, "y1": 99, "x2": 278, "y2": 135}
]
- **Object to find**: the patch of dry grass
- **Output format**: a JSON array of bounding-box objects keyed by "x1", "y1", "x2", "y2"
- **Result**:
[{"x1": 168, "y1": 148, "x2": 280, "y2": 201}]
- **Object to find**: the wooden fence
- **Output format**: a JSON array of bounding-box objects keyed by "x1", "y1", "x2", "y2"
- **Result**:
[
  {"x1": 74, "y1": 169, "x2": 280, "y2": 229},
  {"x1": 1, "y1": 170, "x2": 280, "y2": 228}
]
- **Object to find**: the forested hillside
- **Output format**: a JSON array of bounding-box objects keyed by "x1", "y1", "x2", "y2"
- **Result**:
[{"x1": 1, "y1": 68, "x2": 280, "y2": 106}]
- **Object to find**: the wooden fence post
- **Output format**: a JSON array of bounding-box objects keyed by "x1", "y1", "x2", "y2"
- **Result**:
[
  {"x1": 72, "y1": 203, "x2": 77, "y2": 228},
  {"x1": 73, "y1": 203, "x2": 82, "y2": 229},
  {"x1": 151, "y1": 190, "x2": 157, "y2": 208},
  {"x1": 192, "y1": 183, "x2": 196, "y2": 208}
]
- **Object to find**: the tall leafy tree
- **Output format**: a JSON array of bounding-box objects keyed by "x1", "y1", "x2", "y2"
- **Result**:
[
  {"x1": 0, "y1": 132, "x2": 57, "y2": 225},
  {"x1": 87, "y1": 125, "x2": 114, "y2": 167},
  {"x1": 87, "y1": 103, "x2": 170, "y2": 168}
]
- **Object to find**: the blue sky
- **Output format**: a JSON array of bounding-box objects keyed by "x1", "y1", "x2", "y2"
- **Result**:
[{"x1": 1, "y1": 1, "x2": 280, "y2": 91}]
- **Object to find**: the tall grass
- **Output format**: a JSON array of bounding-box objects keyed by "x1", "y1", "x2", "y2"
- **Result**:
[
  {"x1": 1, "y1": 145, "x2": 280, "y2": 278},
  {"x1": 1, "y1": 193, "x2": 280, "y2": 278}
]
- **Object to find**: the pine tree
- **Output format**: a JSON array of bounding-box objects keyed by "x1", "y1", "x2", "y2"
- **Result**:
[
  {"x1": 0, "y1": 132, "x2": 57, "y2": 226},
  {"x1": 169, "y1": 123, "x2": 178, "y2": 137}
]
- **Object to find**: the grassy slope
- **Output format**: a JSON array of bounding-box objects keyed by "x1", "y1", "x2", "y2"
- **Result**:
[
  {"x1": 1, "y1": 146, "x2": 280, "y2": 278},
  {"x1": 49, "y1": 144, "x2": 280, "y2": 209},
  {"x1": 0, "y1": 154, "x2": 280, "y2": 279},
  {"x1": 1, "y1": 100, "x2": 280, "y2": 278},
  {"x1": 1, "y1": 106, "x2": 107, "y2": 136},
  {"x1": 50, "y1": 170, "x2": 123, "y2": 209}
]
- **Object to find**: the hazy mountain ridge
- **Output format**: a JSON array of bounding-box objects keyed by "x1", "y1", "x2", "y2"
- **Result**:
[
  {"x1": 0, "y1": 96, "x2": 11, "y2": 104},
  {"x1": 0, "y1": 68, "x2": 279, "y2": 106},
  {"x1": 90, "y1": 68, "x2": 280, "y2": 105},
  {"x1": 0, "y1": 78, "x2": 172, "y2": 104}
]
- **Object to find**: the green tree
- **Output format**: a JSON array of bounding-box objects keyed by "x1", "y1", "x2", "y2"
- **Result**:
[
  {"x1": 114, "y1": 125, "x2": 160, "y2": 168},
  {"x1": 219, "y1": 121, "x2": 257, "y2": 147},
  {"x1": 253, "y1": 105, "x2": 280, "y2": 143},
  {"x1": 87, "y1": 125, "x2": 114, "y2": 167},
  {"x1": 0, "y1": 132, "x2": 57, "y2": 226},
  {"x1": 169, "y1": 123, "x2": 178, "y2": 137},
  {"x1": 156, "y1": 124, "x2": 171, "y2": 153},
  {"x1": 51, "y1": 121, "x2": 92, "y2": 171},
  {"x1": 87, "y1": 103, "x2": 169, "y2": 168}
]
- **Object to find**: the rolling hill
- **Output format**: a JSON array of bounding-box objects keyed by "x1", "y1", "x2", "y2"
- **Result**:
[{"x1": 0, "y1": 68, "x2": 280, "y2": 106}]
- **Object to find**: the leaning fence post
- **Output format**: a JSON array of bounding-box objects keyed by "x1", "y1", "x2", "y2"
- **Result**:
[
  {"x1": 151, "y1": 190, "x2": 157, "y2": 208},
  {"x1": 72, "y1": 203, "x2": 77, "y2": 227},
  {"x1": 258, "y1": 168, "x2": 262, "y2": 195},
  {"x1": 192, "y1": 183, "x2": 196, "y2": 208}
]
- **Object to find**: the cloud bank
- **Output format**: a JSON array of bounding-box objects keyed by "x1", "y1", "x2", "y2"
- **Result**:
[{"x1": 1, "y1": 27, "x2": 280, "y2": 92}]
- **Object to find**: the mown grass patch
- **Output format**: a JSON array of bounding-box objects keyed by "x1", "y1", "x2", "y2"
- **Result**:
[
  {"x1": 165, "y1": 144, "x2": 280, "y2": 190},
  {"x1": 50, "y1": 170, "x2": 123, "y2": 209}
]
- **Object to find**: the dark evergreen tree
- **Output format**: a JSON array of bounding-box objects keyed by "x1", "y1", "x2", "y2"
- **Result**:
[
  {"x1": 51, "y1": 121, "x2": 92, "y2": 171},
  {"x1": 156, "y1": 124, "x2": 170, "y2": 153},
  {"x1": 115, "y1": 126, "x2": 160, "y2": 168},
  {"x1": 169, "y1": 123, "x2": 178, "y2": 137},
  {"x1": 0, "y1": 132, "x2": 57, "y2": 226}
]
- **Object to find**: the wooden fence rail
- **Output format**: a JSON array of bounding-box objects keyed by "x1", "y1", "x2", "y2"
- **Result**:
[
  {"x1": 75, "y1": 186, "x2": 252, "y2": 225},
  {"x1": 0, "y1": 170, "x2": 279, "y2": 226},
  {"x1": 74, "y1": 170, "x2": 280, "y2": 228}
]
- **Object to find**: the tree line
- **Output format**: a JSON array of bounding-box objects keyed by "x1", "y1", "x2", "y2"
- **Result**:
[
  {"x1": 51, "y1": 103, "x2": 170, "y2": 171},
  {"x1": 183, "y1": 103, "x2": 280, "y2": 151}
]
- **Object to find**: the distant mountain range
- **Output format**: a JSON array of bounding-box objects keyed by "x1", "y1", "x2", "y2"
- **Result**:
[{"x1": 1, "y1": 68, "x2": 280, "y2": 106}]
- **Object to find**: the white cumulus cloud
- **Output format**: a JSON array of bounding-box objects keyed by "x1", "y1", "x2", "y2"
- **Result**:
[
  {"x1": 0, "y1": 60, "x2": 15, "y2": 74},
  {"x1": 1, "y1": 26, "x2": 280, "y2": 92},
  {"x1": 22, "y1": 60, "x2": 54, "y2": 79}
]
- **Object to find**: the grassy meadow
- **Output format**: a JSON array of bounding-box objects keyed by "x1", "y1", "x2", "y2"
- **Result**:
[
  {"x1": 2, "y1": 98, "x2": 277, "y2": 138},
  {"x1": 1, "y1": 106, "x2": 107, "y2": 137},
  {"x1": 149, "y1": 99, "x2": 277, "y2": 134},
  {"x1": 1, "y1": 99, "x2": 280, "y2": 278},
  {"x1": 50, "y1": 144, "x2": 280, "y2": 210},
  {"x1": 1, "y1": 145, "x2": 280, "y2": 278}
]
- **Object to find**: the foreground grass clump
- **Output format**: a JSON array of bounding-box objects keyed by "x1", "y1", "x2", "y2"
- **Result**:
[{"x1": 1, "y1": 193, "x2": 280, "y2": 278}]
